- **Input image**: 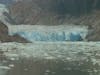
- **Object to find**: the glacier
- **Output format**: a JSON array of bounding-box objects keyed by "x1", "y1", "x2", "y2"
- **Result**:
[{"x1": 8, "y1": 25, "x2": 88, "y2": 42}]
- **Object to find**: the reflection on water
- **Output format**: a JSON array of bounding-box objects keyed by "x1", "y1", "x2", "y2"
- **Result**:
[{"x1": 6, "y1": 58, "x2": 89, "y2": 75}]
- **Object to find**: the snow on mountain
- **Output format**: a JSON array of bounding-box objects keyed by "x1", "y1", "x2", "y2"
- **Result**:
[
  {"x1": 0, "y1": 4, "x2": 16, "y2": 25},
  {"x1": 0, "y1": 4, "x2": 9, "y2": 13},
  {"x1": 0, "y1": 4, "x2": 9, "y2": 23}
]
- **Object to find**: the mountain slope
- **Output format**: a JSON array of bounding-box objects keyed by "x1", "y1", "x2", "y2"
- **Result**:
[{"x1": 9, "y1": 0, "x2": 100, "y2": 25}]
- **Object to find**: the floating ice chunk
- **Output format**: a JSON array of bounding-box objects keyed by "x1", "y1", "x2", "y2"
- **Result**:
[
  {"x1": 8, "y1": 64, "x2": 14, "y2": 68},
  {"x1": 0, "y1": 66, "x2": 10, "y2": 70},
  {"x1": 0, "y1": 66, "x2": 10, "y2": 75}
]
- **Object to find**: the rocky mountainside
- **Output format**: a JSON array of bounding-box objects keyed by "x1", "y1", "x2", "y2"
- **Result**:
[{"x1": 9, "y1": 0, "x2": 100, "y2": 25}]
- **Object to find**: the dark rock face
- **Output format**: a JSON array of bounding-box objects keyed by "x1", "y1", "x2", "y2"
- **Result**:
[
  {"x1": 86, "y1": 26, "x2": 100, "y2": 41},
  {"x1": 0, "y1": 21, "x2": 30, "y2": 43},
  {"x1": 0, "y1": 21, "x2": 8, "y2": 35},
  {"x1": 10, "y1": 34, "x2": 30, "y2": 43},
  {"x1": 13, "y1": 0, "x2": 100, "y2": 14},
  {"x1": 3, "y1": 12, "x2": 17, "y2": 25},
  {"x1": 9, "y1": 0, "x2": 100, "y2": 25},
  {"x1": 10, "y1": 0, "x2": 100, "y2": 14}
]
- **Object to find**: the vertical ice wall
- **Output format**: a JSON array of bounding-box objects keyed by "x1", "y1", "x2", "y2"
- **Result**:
[{"x1": 8, "y1": 25, "x2": 88, "y2": 42}]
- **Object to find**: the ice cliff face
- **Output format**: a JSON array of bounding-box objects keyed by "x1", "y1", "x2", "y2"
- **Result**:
[{"x1": 8, "y1": 25, "x2": 88, "y2": 42}]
